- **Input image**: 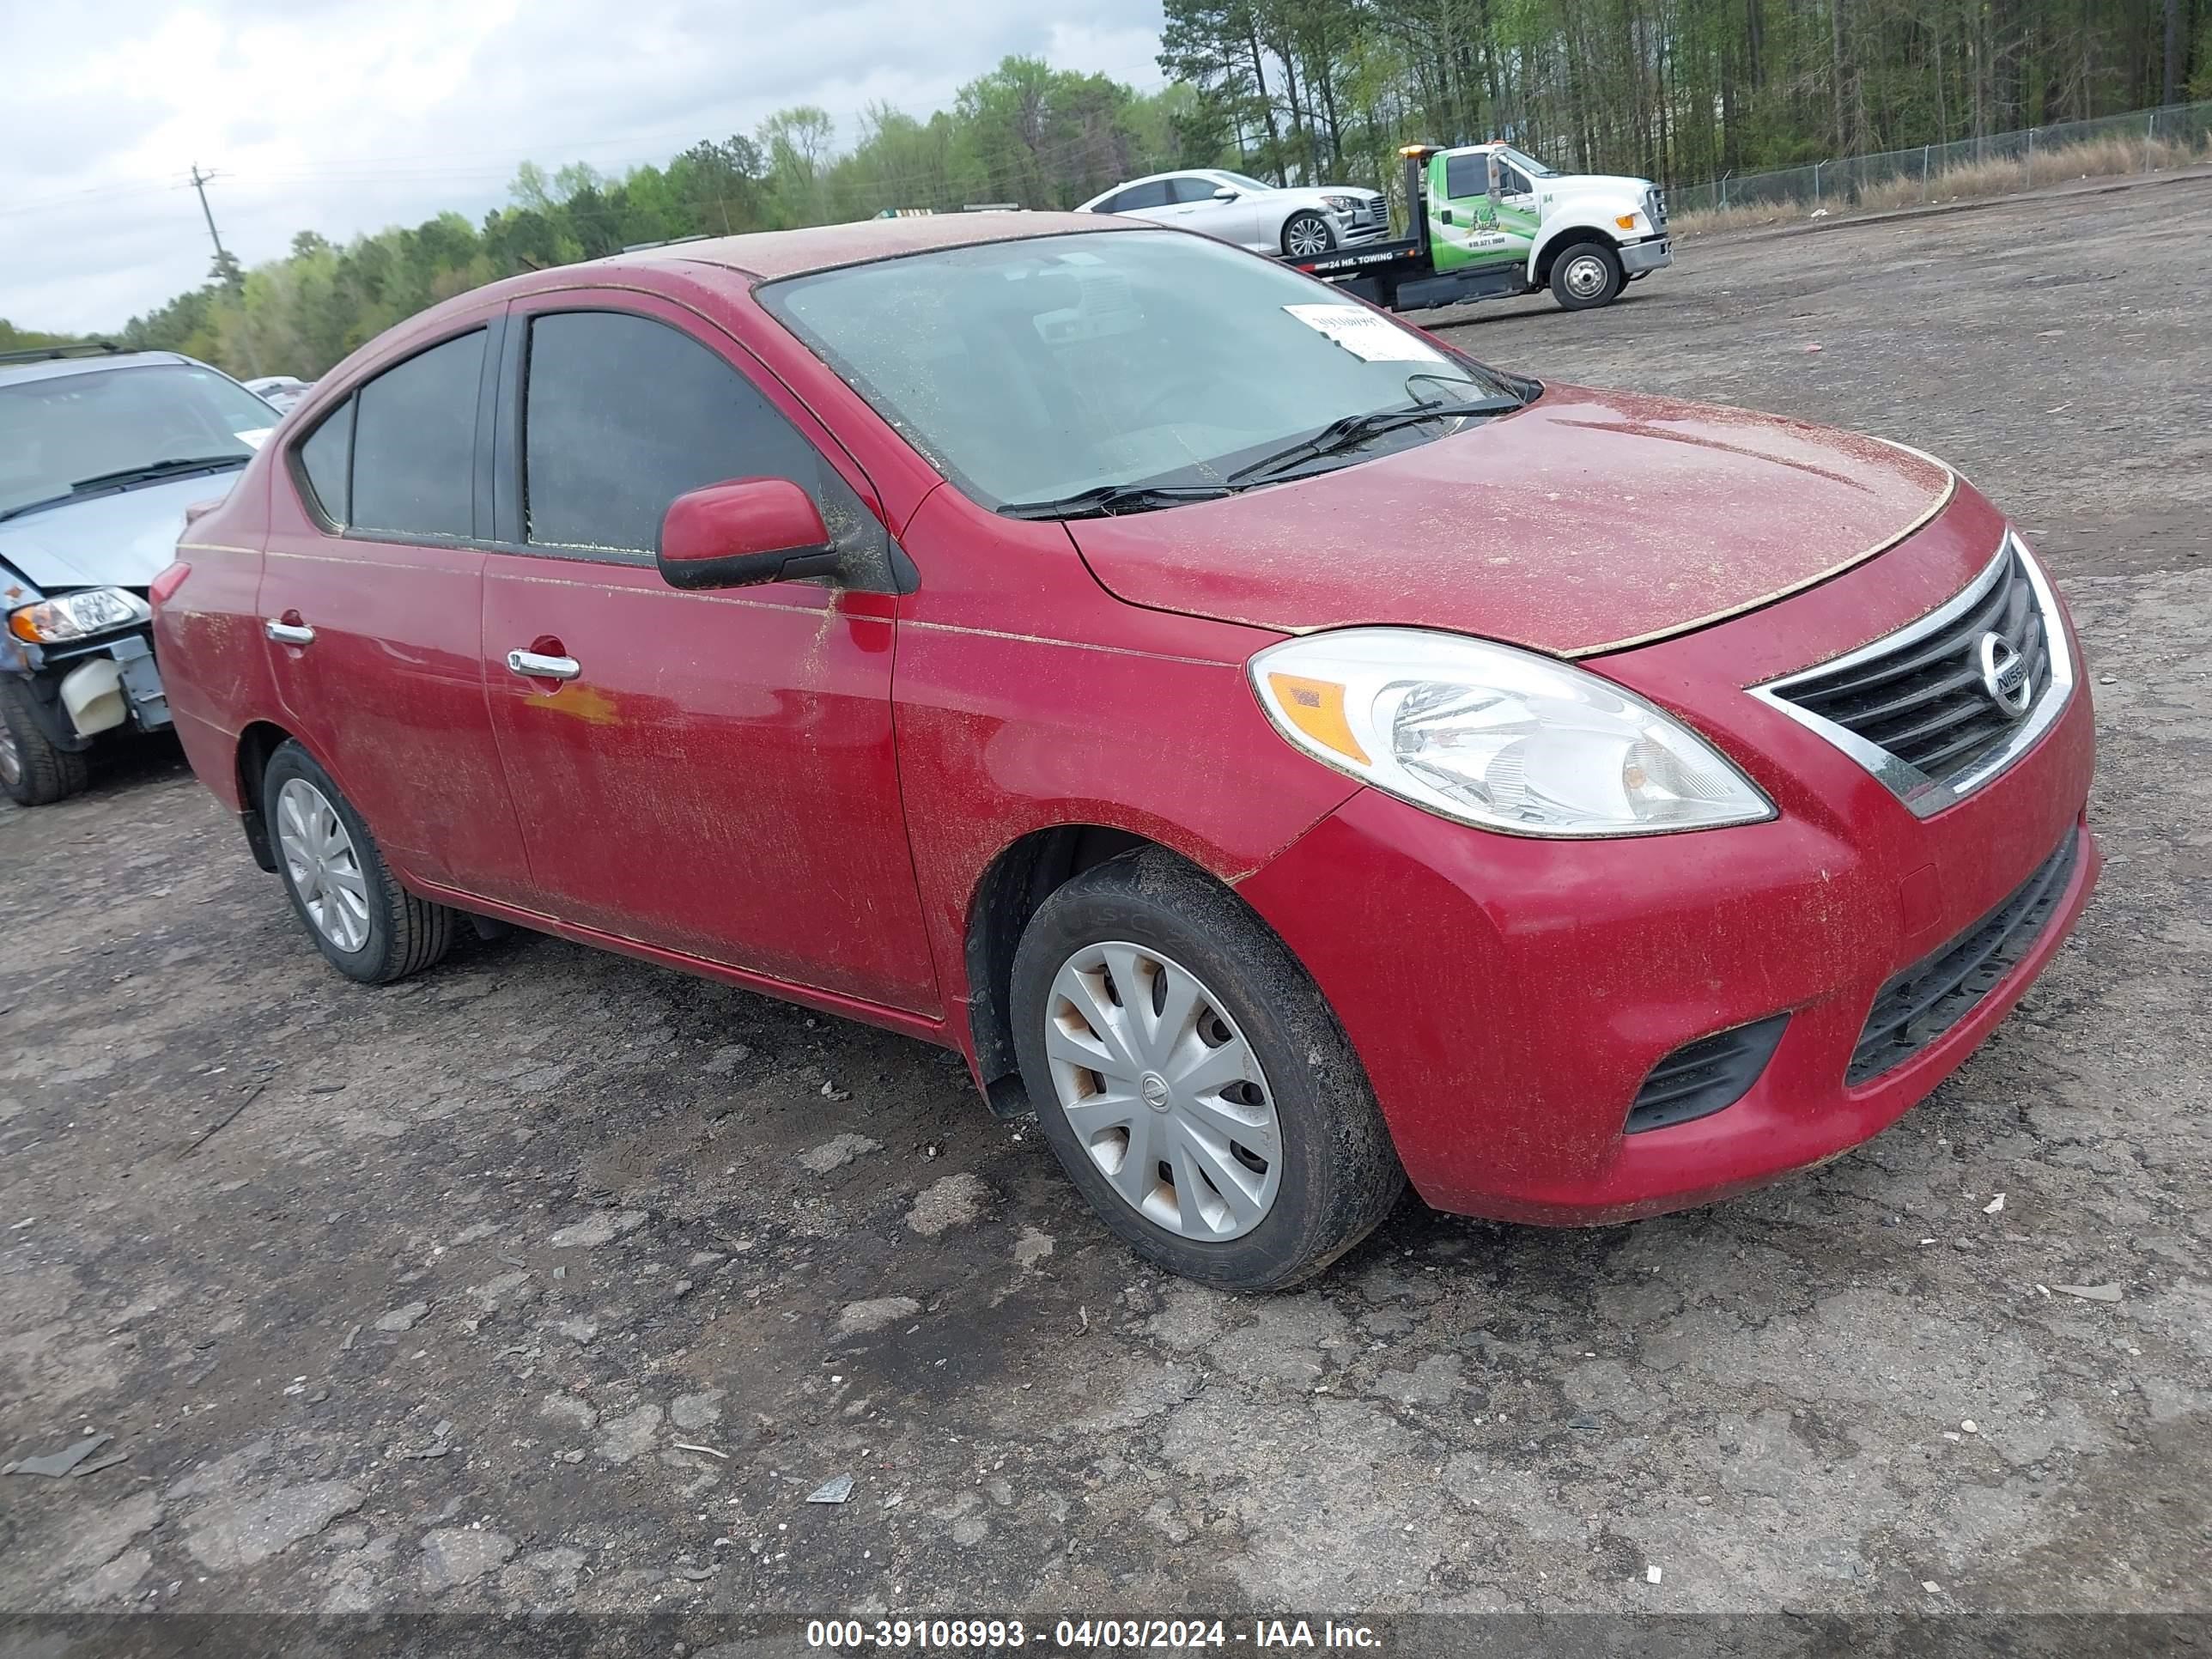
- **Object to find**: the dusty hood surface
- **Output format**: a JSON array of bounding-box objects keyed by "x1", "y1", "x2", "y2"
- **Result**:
[
  {"x1": 0, "y1": 471, "x2": 242, "y2": 592},
  {"x1": 1068, "y1": 386, "x2": 1954, "y2": 657}
]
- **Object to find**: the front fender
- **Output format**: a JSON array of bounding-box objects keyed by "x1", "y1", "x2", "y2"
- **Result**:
[{"x1": 1526, "y1": 198, "x2": 1645, "y2": 280}]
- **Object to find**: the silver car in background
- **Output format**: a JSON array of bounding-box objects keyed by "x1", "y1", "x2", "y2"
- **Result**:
[
  {"x1": 1077, "y1": 169, "x2": 1389, "y2": 259},
  {"x1": 0, "y1": 346, "x2": 276, "y2": 805}
]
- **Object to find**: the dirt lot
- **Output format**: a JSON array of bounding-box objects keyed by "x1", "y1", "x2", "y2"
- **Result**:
[{"x1": 3, "y1": 178, "x2": 2209, "y2": 1642}]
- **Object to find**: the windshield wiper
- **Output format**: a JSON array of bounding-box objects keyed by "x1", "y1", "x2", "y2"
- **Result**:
[
  {"x1": 997, "y1": 483, "x2": 1236, "y2": 521},
  {"x1": 68, "y1": 454, "x2": 249, "y2": 493},
  {"x1": 1225, "y1": 398, "x2": 1521, "y2": 487}
]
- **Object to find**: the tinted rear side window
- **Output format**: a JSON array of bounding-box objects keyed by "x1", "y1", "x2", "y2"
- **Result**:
[
  {"x1": 1110, "y1": 180, "x2": 1170, "y2": 211},
  {"x1": 350, "y1": 330, "x2": 484, "y2": 540},
  {"x1": 522, "y1": 310, "x2": 831, "y2": 554},
  {"x1": 296, "y1": 397, "x2": 353, "y2": 526}
]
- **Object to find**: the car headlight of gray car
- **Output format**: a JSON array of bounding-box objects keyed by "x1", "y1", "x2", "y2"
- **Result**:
[
  {"x1": 8, "y1": 586, "x2": 153, "y2": 645},
  {"x1": 1320, "y1": 194, "x2": 1362, "y2": 213}
]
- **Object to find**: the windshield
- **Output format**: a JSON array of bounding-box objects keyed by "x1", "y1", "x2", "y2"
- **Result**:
[
  {"x1": 0, "y1": 365, "x2": 274, "y2": 519},
  {"x1": 762, "y1": 231, "x2": 1527, "y2": 511},
  {"x1": 1500, "y1": 146, "x2": 1558, "y2": 179},
  {"x1": 1212, "y1": 171, "x2": 1274, "y2": 193}
]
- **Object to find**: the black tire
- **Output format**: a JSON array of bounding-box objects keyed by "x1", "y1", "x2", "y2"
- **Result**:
[
  {"x1": 1548, "y1": 240, "x2": 1625, "y2": 310},
  {"x1": 1279, "y1": 210, "x2": 1336, "y2": 259},
  {"x1": 261, "y1": 740, "x2": 453, "y2": 984},
  {"x1": 0, "y1": 678, "x2": 90, "y2": 807},
  {"x1": 1010, "y1": 848, "x2": 1403, "y2": 1291}
]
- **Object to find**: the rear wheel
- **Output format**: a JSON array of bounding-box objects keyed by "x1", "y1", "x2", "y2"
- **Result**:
[
  {"x1": 1280, "y1": 211, "x2": 1336, "y2": 259},
  {"x1": 0, "y1": 678, "x2": 90, "y2": 807},
  {"x1": 262, "y1": 740, "x2": 453, "y2": 983},
  {"x1": 1011, "y1": 848, "x2": 1403, "y2": 1291},
  {"x1": 1549, "y1": 240, "x2": 1625, "y2": 310}
]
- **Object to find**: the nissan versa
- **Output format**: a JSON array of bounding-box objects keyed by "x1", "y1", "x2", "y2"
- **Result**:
[{"x1": 153, "y1": 215, "x2": 2097, "y2": 1288}]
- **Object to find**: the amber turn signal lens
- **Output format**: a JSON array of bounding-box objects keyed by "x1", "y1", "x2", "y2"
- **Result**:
[
  {"x1": 1615, "y1": 214, "x2": 1638, "y2": 229},
  {"x1": 1266, "y1": 672, "x2": 1370, "y2": 766}
]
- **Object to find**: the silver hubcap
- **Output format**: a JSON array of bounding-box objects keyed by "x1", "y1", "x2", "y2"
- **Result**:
[
  {"x1": 1565, "y1": 254, "x2": 1609, "y2": 299},
  {"x1": 1043, "y1": 941, "x2": 1282, "y2": 1241},
  {"x1": 0, "y1": 720, "x2": 21, "y2": 787},
  {"x1": 1286, "y1": 218, "x2": 1328, "y2": 257},
  {"x1": 275, "y1": 777, "x2": 371, "y2": 952}
]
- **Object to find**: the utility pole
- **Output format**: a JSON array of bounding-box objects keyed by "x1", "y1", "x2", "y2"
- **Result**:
[{"x1": 188, "y1": 164, "x2": 228, "y2": 264}]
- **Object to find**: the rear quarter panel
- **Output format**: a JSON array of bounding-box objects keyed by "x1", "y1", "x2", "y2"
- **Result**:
[{"x1": 156, "y1": 466, "x2": 276, "y2": 811}]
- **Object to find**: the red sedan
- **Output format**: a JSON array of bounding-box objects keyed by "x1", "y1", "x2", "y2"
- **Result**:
[{"x1": 153, "y1": 213, "x2": 2097, "y2": 1288}]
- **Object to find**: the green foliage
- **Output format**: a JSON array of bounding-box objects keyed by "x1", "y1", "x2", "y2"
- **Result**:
[{"x1": 70, "y1": 7, "x2": 2204, "y2": 377}]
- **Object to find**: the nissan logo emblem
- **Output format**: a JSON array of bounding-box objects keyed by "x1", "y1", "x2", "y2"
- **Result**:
[{"x1": 1978, "y1": 632, "x2": 2033, "y2": 717}]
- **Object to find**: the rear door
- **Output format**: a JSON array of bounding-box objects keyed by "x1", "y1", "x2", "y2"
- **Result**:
[
  {"x1": 477, "y1": 294, "x2": 937, "y2": 1013},
  {"x1": 258, "y1": 320, "x2": 532, "y2": 900}
]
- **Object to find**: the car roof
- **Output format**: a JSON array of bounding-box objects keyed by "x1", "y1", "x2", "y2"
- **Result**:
[
  {"x1": 601, "y1": 210, "x2": 1145, "y2": 282},
  {"x1": 0, "y1": 349, "x2": 196, "y2": 388}
]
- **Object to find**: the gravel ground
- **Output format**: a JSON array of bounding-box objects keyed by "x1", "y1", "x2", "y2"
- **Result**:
[{"x1": 3, "y1": 177, "x2": 2208, "y2": 1638}]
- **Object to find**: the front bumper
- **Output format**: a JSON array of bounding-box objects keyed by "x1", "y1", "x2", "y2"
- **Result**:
[
  {"x1": 1236, "y1": 537, "x2": 2096, "y2": 1224},
  {"x1": 9, "y1": 629, "x2": 172, "y2": 747},
  {"x1": 1620, "y1": 237, "x2": 1673, "y2": 275}
]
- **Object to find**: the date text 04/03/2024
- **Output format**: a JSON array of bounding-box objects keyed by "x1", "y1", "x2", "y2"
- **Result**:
[{"x1": 805, "y1": 1617, "x2": 1384, "y2": 1649}]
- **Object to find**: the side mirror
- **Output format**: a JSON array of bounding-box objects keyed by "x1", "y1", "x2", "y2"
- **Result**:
[
  {"x1": 1212, "y1": 185, "x2": 1239, "y2": 202},
  {"x1": 657, "y1": 477, "x2": 837, "y2": 591}
]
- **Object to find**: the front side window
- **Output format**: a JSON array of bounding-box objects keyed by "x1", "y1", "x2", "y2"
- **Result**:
[
  {"x1": 349, "y1": 330, "x2": 484, "y2": 540},
  {"x1": 1498, "y1": 165, "x2": 1534, "y2": 197},
  {"x1": 761, "y1": 230, "x2": 1526, "y2": 513},
  {"x1": 1443, "y1": 153, "x2": 1487, "y2": 200},
  {"x1": 0, "y1": 365, "x2": 274, "y2": 521},
  {"x1": 521, "y1": 309, "x2": 842, "y2": 556}
]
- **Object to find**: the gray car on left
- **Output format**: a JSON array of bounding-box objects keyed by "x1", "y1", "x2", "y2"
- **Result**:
[{"x1": 0, "y1": 345, "x2": 277, "y2": 805}]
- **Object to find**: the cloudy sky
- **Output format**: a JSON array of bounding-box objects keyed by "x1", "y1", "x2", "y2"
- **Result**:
[{"x1": 0, "y1": 0, "x2": 1167, "y2": 335}]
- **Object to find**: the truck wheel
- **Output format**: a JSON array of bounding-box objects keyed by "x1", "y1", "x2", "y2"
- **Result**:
[
  {"x1": 263, "y1": 740, "x2": 453, "y2": 983},
  {"x1": 0, "y1": 678, "x2": 90, "y2": 806},
  {"x1": 1550, "y1": 241, "x2": 1624, "y2": 310},
  {"x1": 1010, "y1": 847, "x2": 1404, "y2": 1291},
  {"x1": 1281, "y1": 211, "x2": 1335, "y2": 259}
]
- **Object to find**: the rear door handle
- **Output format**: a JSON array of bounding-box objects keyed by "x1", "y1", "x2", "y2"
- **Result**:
[
  {"x1": 506, "y1": 648, "x2": 580, "y2": 682},
  {"x1": 265, "y1": 619, "x2": 315, "y2": 645}
]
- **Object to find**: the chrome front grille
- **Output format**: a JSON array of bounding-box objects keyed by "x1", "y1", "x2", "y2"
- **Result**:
[{"x1": 1751, "y1": 535, "x2": 2073, "y2": 817}]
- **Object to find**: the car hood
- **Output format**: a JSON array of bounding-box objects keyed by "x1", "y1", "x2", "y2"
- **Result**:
[
  {"x1": 1066, "y1": 386, "x2": 1955, "y2": 658},
  {"x1": 1551, "y1": 173, "x2": 1652, "y2": 197},
  {"x1": 0, "y1": 471, "x2": 240, "y2": 592},
  {"x1": 1281, "y1": 184, "x2": 1382, "y2": 206}
]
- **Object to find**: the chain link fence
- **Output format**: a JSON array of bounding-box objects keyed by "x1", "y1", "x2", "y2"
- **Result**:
[{"x1": 1668, "y1": 100, "x2": 2212, "y2": 218}]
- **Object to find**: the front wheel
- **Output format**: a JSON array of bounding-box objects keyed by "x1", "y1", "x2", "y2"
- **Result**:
[
  {"x1": 1011, "y1": 848, "x2": 1403, "y2": 1291},
  {"x1": 1280, "y1": 210, "x2": 1336, "y2": 259},
  {"x1": 262, "y1": 740, "x2": 453, "y2": 983},
  {"x1": 0, "y1": 678, "x2": 90, "y2": 806},
  {"x1": 1549, "y1": 240, "x2": 1625, "y2": 310}
]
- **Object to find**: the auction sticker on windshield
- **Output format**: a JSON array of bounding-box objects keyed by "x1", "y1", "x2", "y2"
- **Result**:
[{"x1": 1282, "y1": 303, "x2": 1446, "y2": 363}]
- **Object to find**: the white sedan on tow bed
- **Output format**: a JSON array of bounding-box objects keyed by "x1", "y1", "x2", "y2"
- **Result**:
[{"x1": 1077, "y1": 169, "x2": 1389, "y2": 259}]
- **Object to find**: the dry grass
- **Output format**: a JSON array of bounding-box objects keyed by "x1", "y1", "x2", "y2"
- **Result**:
[{"x1": 1671, "y1": 132, "x2": 2209, "y2": 239}]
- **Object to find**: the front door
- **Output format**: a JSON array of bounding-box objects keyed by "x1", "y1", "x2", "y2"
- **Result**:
[
  {"x1": 1431, "y1": 150, "x2": 1540, "y2": 274},
  {"x1": 478, "y1": 295, "x2": 938, "y2": 1015},
  {"x1": 259, "y1": 320, "x2": 533, "y2": 900}
]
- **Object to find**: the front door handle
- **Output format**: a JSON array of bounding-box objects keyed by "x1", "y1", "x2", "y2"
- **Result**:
[
  {"x1": 265, "y1": 619, "x2": 315, "y2": 646},
  {"x1": 507, "y1": 648, "x2": 580, "y2": 682}
]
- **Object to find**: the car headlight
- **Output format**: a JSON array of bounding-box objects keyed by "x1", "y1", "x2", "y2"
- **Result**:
[
  {"x1": 1250, "y1": 628, "x2": 1774, "y2": 837},
  {"x1": 7, "y1": 586, "x2": 153, "y2": 645},
  {"x1": 1320, "y1": 194, "x2": 1359, "y2": 213}
]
